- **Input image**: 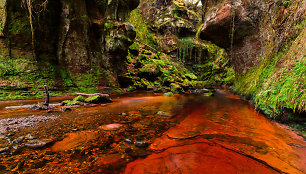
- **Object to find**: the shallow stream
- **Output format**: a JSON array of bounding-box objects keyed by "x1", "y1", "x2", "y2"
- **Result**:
[{"x1": 0, "y1": 90, "x2": 305, "y2": 173}]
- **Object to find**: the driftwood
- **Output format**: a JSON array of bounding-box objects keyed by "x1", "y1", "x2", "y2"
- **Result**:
[{"x1": 76, "y1": 93, "x2": 110, "y2": 97}]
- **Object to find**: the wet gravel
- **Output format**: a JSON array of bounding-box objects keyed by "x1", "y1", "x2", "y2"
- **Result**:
[{"x1": 0, "y1": 115, "x2": 59, "y2": 134}]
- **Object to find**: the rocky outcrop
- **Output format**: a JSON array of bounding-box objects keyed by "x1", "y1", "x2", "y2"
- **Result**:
[
  {"x1": 57, "y1": 0, "x2": 138, "y2": 74},
  {"x1": 1, "y1": 0, "x2": 139, "y2": 87},
  {"x1": 200, "y1": 0, "x2": 305, "y2": 74}
]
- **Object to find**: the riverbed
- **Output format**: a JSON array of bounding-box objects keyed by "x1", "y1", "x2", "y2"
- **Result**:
[{"x1": 0, "y1": 90, "x2": 305, "y2": 173}]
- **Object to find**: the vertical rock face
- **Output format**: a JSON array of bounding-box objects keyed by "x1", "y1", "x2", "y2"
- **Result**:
[
  {"x1": 2, "y1": 0, "x2": 138, "y2": 76},
  {"x1": 57, "y1": 0, "x2": 138, "y2": 73}
]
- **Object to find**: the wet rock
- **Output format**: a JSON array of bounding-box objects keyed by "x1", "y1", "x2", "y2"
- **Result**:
[
  {"x1": 30, "y1": 103, "x2": 49, "y2": 110},
  {"x1": 12, "y1": 145, "x2": 21, "y2": 150},
  {"x1": 25, "y1": 134, "x2": 35, "y2": 140},
  {"x1": 61, "y1": 100, "x2": 84, "y2": 106},
  {"x1": 24, "y1": 140, "x2": 47, "y2": 149},
  {"x1": 61, "y1": 107, "x2": 72, "y2": 112},
  {"x1": 0, "y1": 147, "x2": 10, "y2": 153},
  {"x1": 12, "y1": 136, "x2": 25, "y2": 144},
  {"x1": 157, "y1": 111, "x2": 169, "y2": 117},
  {"x1": 7, "y1": 133, "x2": 15, "y2": 137},
  {"x1": 203, "y1": 92, "x2": 214, "y2": 96},
  {"x1": 99, "y1": 124, "x2": 122, "y2": 131},
  {"x1": 190, "y1": 88, "x2": 213, "y2": 94},
  {"x1": 124, "y1": 138, "x2": 133, "y2": 145},
  {"x1": 134, "y1": 141, "x2": 150, "y2": 148},
  {"x1": 85, "y1": 95, "x2": 112, "y2": 104}
]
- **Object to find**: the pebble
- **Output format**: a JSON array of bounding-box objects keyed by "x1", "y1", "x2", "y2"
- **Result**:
[
  {"x1": 25, "y1": 134, "x2": 35, "y2": 140},
  {"x1": 7, "y1": 133, "x2": 15, "y2": 137},
  {"x1": 0, "y1": 147, "x2": 10, "y2": 153},
  {"x1": 157, "y1": 111, "x2": 169, "y2": 116},
  {"x1": 24, "y1": 140, "x2": 47, "y2": 149},
  {"x1": 61, "y1": 107, "x2": 72, "y2": 112},
  {"x1": 134, "y1": 141, "x2": 150, "y2": 148},
  {"x1": 124, "y1": 138, "x2": 133, "y2": 144},
  {"x1": 13, "y1": 136, "x2": 25, "y2": 144},
  {"x1": 99, "y1": 124, "x2": 122, "y2": 130}
]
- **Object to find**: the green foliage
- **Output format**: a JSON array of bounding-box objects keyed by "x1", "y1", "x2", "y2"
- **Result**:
[
  {"x1": 177, "y1": 38, "x2": 235, "y2": 86},
  {"x1": 233, "y1": 37, "x2": 305, "y2": 118},
  {"x1": 128, "y1": 9, "x2": 157, "y2": 48},
  {"x1": 125, "y1": 44, "x2": 198, "y2": 92}
]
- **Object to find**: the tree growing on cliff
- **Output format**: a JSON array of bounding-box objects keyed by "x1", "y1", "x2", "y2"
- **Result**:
[{"x1": 21, "y1": 0, "x2": 48, "y2": 60}]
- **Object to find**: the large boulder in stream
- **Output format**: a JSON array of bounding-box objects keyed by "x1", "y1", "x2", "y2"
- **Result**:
[{"x1": 85, "y1": 95, "x2": 112, "y2": 104}]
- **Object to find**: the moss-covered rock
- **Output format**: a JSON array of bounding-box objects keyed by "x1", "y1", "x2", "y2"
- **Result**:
[
  {"x1": 85, "y1": 95, "x2": 112, "y2": 104},
  {"x1": 62, "y1": 100, "x2": 84, "y2": 106},
  {"x1": 73, "y1": 95, "x2": 86, "y2": 102},
  {"x1": 163, "y1": 92, "x2": 174, "y2": 96},
  {"x1": 170, "y1": 83, "x2": 184, "y2": 93}
]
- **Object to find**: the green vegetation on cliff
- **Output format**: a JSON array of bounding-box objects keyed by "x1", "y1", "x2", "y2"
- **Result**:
[{"x1": 234, "y1": 28, "x2": 306, "y2": 121}]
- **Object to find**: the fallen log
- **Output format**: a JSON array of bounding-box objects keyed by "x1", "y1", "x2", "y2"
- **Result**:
[{"x1": 5, "y1": 103, "x2": 61, "y2": 110}]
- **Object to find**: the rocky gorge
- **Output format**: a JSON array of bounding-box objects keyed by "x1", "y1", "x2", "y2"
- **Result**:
[{"x1": 0, "y1": 0, "x2": 305, "y2": 173}]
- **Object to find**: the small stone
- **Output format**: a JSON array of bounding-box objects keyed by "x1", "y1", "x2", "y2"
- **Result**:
[
  {"x1": 0, "y1": 147, "x2": 10, "y2": 153},
  {"x1": 99, "y1": 124, "x2": 122, "y2": 130},
  {"x1": 12, "y1": 145, "x2": 21, "y2": 150},
  {"x1": 157, "y1": 111, "x2": 169, "y2": 116},
  {"x1": 25, "y1": 140, "x2": 47, "y2": 149},
  {"x1": 13, "y1": 136, "x2": 25, "y2": 144},
  {"x1": 25, "y1": 134, "x2": 35, "y2": 140},
  {"x1": 134, "y1": 141, "x2": 150, "y2": 148},
  {"x1": 122, "y1": 112, "x2": 128, "y2": 116},
  {"x1": 61, "y1": 107, "x2": 72, "y2": 112},
  {"x1": 7, "y1": 133, "x2": 15, "y2": 137},
  {"x1": 125, "y1": 138, "x2": 133, "y2": 145}
]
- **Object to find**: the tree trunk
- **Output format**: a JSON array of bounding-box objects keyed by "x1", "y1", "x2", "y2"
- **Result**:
[{"x1": 26, "y1": 0, "x2": 37, "y2": 60}]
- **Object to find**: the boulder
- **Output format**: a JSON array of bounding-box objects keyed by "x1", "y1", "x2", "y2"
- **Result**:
[{"x1": 85, "y1": 95, "x2": 112, "y2": 104}]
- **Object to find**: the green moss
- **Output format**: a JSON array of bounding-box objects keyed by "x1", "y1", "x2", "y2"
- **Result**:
[
  {"x1": 62, "y1": 100, "x2": 83, "y2": 106},
  {"x1": 85, "y1": 95, "x2": 112, "y2": 104},
  {"x1": 163, "y1": 92, "x2": 174, "y2": 96},
  {"x1": 73, "y1": 95, "x2": 86, "y2": 102},
  {"x1": 128, "y1": 9, "x2": 157, "y2": 48},
  {"x1": 170, "y1": 83, "x2": 184, "y2": 93}
]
